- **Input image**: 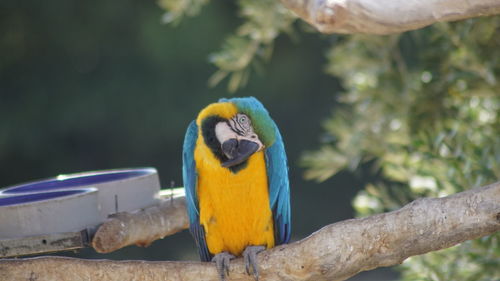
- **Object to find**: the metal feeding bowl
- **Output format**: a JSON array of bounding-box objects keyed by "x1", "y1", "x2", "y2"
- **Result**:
[{"x1": 0, "y1": 167, "x2": 161, "y2": 240}]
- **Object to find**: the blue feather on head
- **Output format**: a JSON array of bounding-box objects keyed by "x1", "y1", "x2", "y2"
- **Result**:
[{"x1": 219, "y1": 97, "x2": 277, "y2": 147}]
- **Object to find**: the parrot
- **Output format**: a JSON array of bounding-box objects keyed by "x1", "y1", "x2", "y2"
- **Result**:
[{"x1": 182, "y1": 96, "x2": 291, "y2": 281}]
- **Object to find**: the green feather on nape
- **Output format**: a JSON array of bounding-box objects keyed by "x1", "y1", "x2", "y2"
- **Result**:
[{"x1": 218, "y1": 97, "x2": 277, "y2": 147}]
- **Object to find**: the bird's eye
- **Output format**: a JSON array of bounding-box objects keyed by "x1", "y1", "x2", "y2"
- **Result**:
[{"x1": 239, "y1": 116, "x2": 247, "y2": 124}]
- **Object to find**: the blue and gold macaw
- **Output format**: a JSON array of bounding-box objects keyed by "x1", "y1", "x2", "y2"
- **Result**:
[{"x1": 182, "y1": 97, "x2": 291, "y2": 281}]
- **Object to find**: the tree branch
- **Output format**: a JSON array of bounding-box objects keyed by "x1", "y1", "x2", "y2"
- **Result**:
[
  {"x1": 1, "y1": 182, "x2": 499, "y2": 281},
  {"x1": 279, "y1": 0, "x2": 500, "y2": 34},
  {"x1": 91, "y1": 196, "x2": 188, "y2": 253}
]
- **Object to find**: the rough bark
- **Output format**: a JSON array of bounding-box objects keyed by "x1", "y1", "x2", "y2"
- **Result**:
[
  {"x1": 279, "y1": 0, "x2": 500, "y2": 34},
  {"x1": 92, "y1": 196, "x2": 188, "y2": 253},
  {"x1": 1, "y1": 182, "x2": 499, "y2": 281}
]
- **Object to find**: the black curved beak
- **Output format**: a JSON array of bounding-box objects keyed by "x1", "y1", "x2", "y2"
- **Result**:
[{"x1": 221, "y1": 138, "x2": 260, "y2": 168}]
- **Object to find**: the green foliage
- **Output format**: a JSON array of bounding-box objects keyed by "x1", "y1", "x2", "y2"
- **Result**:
[
  {"x1": 158, "y1": 0, "x2": 210, "y2": 24},
  {"x1": 159, "y1": 1, "x2": 499, "y2": 277},
  {"x1": 160, "y1": 0, "x2": 297, "y2": 92},
  {"x1": 304, "y1": 18, "x2": 500, "y2": 280}
]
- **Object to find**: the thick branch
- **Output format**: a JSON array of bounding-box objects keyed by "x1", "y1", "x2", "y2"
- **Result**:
[
  {"x1": 279, "y1": 0, "x2": 500, "y2": 34},
  {"x1": 1, "y1": 182, "x2": 499, "y2": 281},
  {"x1": 92, "y1": 196, "x2": 188, "y2": 253}
]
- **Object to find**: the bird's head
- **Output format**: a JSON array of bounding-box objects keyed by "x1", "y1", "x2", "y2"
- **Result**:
[{"x1": 196, "y1": 97, "x2": 277, "y2": 169}]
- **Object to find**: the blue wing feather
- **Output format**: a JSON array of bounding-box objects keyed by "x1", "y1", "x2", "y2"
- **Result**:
[
  {"x1": 182, "y1": 120, "x2": 211, "y2": 261},
  {"x1": 265, "y1": 120, "x2": 292, "y2": 245}
]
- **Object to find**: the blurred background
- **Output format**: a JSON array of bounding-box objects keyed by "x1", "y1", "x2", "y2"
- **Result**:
[{"x1": 2, "y1": 1, "x2": 499, "y2": 280}]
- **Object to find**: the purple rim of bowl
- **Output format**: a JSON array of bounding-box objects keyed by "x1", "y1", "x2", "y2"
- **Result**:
[
  {"x1": 1, "y1": 168, "x2": 155, "y2": 194},
  {"x1": 0, "y1": 189, "x2": 94, "y2": 207}
]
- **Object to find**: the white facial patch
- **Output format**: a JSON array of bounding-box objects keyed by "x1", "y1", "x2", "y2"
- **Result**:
[
  {"x1": 215, "y1": 122, "x2": 237, "y2": 144},
  {"x1": 215, "y1": 116, "x2": 265, "y2": 152}
]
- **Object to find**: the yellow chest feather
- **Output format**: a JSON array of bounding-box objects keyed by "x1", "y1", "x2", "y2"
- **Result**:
[{"x1": 194, "y1": 141, "x2": 275, "y2": 256}]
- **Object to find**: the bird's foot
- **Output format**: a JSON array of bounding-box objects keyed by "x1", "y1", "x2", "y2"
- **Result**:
[
  {"x1": 212, "y1": 252, "x2": 235, "y2": 281},
  {"x1": 243, "y1": 245, "x2": 266, "y2": 281}
]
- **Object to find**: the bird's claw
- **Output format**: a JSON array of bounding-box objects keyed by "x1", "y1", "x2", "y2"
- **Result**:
[
  {"x1": 212, "y1": 252, "x2": 235, "y2": 281},
  {"x1": 243, "y1": 245, "x2": 265, "y2": 281}
]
